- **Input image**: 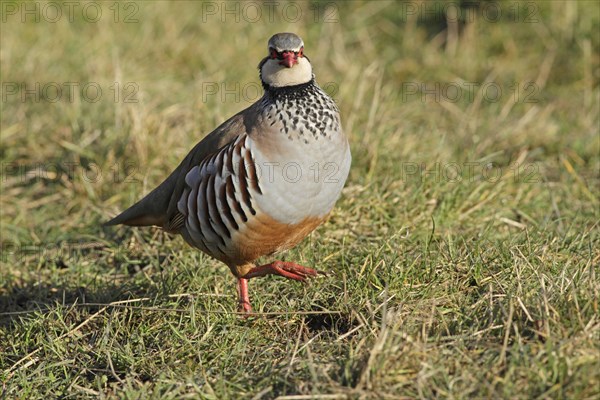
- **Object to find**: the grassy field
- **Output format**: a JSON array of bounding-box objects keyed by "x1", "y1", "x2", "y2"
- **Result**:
[{"x1": 1, "y1": 1, "x2": 599, "y2": 398}]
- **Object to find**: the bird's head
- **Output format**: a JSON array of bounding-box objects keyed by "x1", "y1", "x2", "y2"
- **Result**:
[{"x1": 259, "y1": 33, "x2": 313, "y2": 88}]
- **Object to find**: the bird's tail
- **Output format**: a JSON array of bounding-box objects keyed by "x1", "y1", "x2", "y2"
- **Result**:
[{"x1": 104, "y1": 172, "x2": 180, "y2": 228}]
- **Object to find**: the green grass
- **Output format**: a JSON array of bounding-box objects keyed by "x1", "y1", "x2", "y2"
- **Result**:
[{"x1": 1, "y1": 1, "x2": 599, "y2": 398}]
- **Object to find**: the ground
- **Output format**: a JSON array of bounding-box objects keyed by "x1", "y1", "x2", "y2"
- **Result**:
[{"x1": 1, "y1": 1, "x2": 599, "y2": 398}]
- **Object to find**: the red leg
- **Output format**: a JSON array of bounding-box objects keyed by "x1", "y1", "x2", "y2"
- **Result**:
[
  {"x1": 237, "y1": 278, "x2": 252, "y2": 313},
  {"x1": 241, "y1": 260, "x2": 320, "y2": 281}
]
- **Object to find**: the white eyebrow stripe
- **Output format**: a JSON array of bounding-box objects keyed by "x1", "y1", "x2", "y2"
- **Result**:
[{"x1": 272, "y1": 46, "x2": 303, "y2": 53}]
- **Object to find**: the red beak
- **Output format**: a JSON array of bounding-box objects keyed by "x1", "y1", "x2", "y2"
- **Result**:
[{"x1": 279, "y1": 51, "x2": 297, "y2": 68}]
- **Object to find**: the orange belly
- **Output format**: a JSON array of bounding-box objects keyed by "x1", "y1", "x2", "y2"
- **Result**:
[{"x1": 201, "y1": 211, "x2": 327, "y2": 277}]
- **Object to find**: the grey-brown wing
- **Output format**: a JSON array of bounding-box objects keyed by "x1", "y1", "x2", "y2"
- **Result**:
[{"x1": 104, "y1": 106, "x2": 254, "y2": 229}]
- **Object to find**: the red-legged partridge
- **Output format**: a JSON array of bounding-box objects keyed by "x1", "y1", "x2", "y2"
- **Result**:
[{"x1": 106, "y1": 33, "x2": 351, "y2": 313}]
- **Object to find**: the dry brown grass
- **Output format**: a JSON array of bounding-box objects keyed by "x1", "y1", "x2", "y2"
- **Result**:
[{"x1": 1, "y1": 1, "x2": 599, "y2": 398}]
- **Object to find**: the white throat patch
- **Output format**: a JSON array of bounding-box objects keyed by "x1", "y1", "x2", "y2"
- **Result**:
[{"x1": 261, "y1": 57, "x2": 312, "y2": 88}]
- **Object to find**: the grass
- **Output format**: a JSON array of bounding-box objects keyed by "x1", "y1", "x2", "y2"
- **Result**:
[{"x1": 1, "y1": 0, "x2": 599, "y2": 398}]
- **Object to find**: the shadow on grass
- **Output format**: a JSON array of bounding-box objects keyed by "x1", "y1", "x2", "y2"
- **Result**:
[
  {"x1": 0, "y1": 228, "x2": 184, "y2": 327},
  {"x1": 0, "y1": 277, "x2": 162, "y2": 329}
]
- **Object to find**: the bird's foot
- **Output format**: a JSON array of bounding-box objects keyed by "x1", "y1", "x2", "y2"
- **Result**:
[
  {"x1": 237, "y1": 278, "x2": 253, "y2": 314},
  {"x1": 236, "y1": 262, "x2": 322, "y2": 314},
  {"x1": 241, "y1": 260, "x2": 321, "y2": 282},
  {"x1": 238, "y1": 301, "x2": 252, "y2": 314}
]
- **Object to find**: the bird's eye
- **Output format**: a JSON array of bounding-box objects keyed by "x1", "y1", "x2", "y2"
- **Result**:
[
  {"x1": 298, "y1": 47, "x2": 304, "y2": 57},
  {"x1": 270, "y1": 50, "x2": 278, "y2": 59}
]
